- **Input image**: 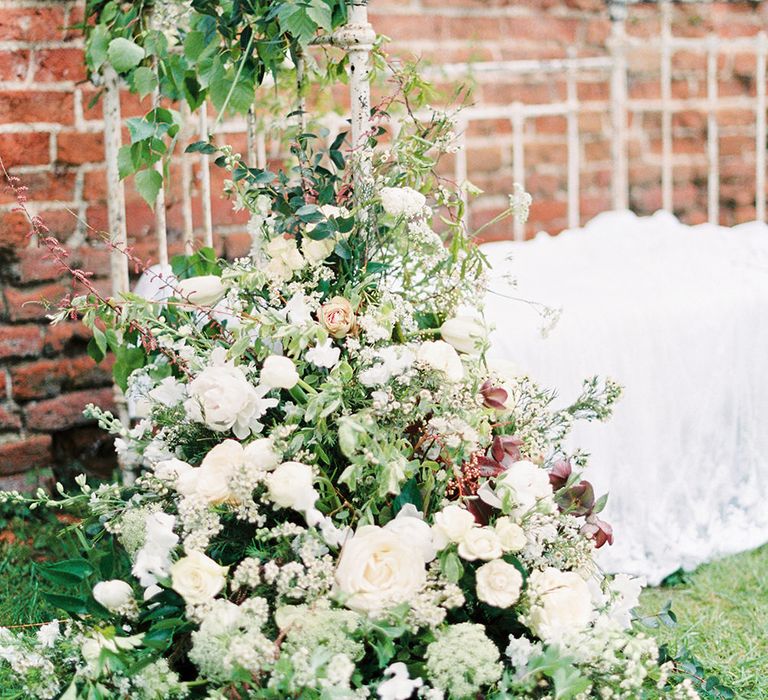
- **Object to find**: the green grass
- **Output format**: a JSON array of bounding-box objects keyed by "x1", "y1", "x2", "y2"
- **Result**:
[{"x1": 640, "y1": 544, "x2": 768, "y2": 699}]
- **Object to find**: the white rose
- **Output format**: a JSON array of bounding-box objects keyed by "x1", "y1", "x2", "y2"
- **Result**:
[
  {"x1": 384, "y1": 504, "x2": 437, "y2": 563},
  {"x1": 177, "y1": 439, "x2": 240, "y2": 504},
  {"x1": 260, "y1": 355, "x2": 299, "y2": 390},
  {"x1": 267, "y1": 461, "x2": 318, "y2": 514},
  {"x1": 457, "y1": 526, "x2": 503, "y2": 562},
  {"x1": 92, "y1": 580, "x2": 133, "y2": 612},
  {"x1": 302, "y1": 236, "x2": 335, "y2": 266},
  {"x1": 265, "y1": 236, "x2": 305, "y2": 281},
  {"x1": 416, "y1": 340, "x2": 464, "y2": 382},
  {"x1": 475, "y1": 560, "x2": 523, "y2": 608},
  {"x1": 187, "y1": 349, "x2": 277, "y2": 439},
  {"x1": 494, "y1": 516, "x2": 527, "y2": 552},
  {"x1": 440, "y1": 316, "x2": 488, "y2": 355},
  {"x1": 153, "y1": 458, "x2": 193, "y2": 481},
  {"x1": 335, "y1": 525, "x2": 427, "y2": 613},
  {"x1": 170, "y1": 551, "x2": 228, "y2": 605},
  {"x1": 495, "y1": 460, "x2": 554, "y2": 516},
  {"x1": 526, "y1": 568, "x2": 594, "y2": 643},
  {"x1": 432, "y1": 504, "x2": 476, "y2": 550},
  {"x1": 175, "y1": 275, "x2": 226, "y2": 307},
  {"x1": 320, "y1": 296, "x2": 355, "y2": 338}
]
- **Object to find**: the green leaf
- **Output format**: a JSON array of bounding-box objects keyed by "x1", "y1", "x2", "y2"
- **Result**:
[
  {"x1": 117, "y1": 145, "x2": 137, "y2": 179},
  {"x1": 41, "y1": 558, "x2": 95, "y2": 581},
  {"x1": 209, "y1": 68, "x2": 255, "y2": 115},
  {"x1": 86, "y1": 25, "x2": 110, "y2": 71},
  {"x1": 135, "y1": 168, "x2": 163, "y2": 207},
  {"x1": 107, "y1": 37, "x2": 145, "y2": 73},
  {"x1": 132, "y1": 66, "x2": 157, "y2": 99},
  {"x1": 277, "y1": 4, "x2": 319, "y2": 46},
  {"x1": 186, "y1": 141, "x2": 217, "y2": 155},
  {"x1": 183, "y1": 31, "x2": 207, "y2": 61},
  {"x1": 113, "y1": 345, "x2": 146, "y2": 391},
  {"x1": 392, "y1": 476, "x2": 423, "y2": 514},
  {"x1": 307, "y1": 0, "x2": 333, "y2": 31},
  {"x1": 43, "y1": 592, "x2": 91, "y2": 616}
]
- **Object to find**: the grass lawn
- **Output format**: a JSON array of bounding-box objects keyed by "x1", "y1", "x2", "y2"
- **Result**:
[
  {"x1": 0, "y1": 506, "x2": 764, "y2": 697},
  {"x1": 640, "y1": 544, "x2": 768, "y2": 699}
]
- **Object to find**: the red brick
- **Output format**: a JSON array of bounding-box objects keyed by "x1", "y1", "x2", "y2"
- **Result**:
[
  {"x1": 4, "y1": 282, "x2": 69, "y2": 322},
  {"x1": 0, "y1": 210, "x2": 31, "y2": 249},
  {"x1": 0, "y1": 470, "x2": 54, "y2": 493},
  {"x1": 0, "y1": 50, "x2": 30, "y2": 82},
  {"x1": 33, "y1": 48, "x2": 87, "y2": 83},
  {"x1": 0, "y1": 8, "x2": 68, "y2": 42},
  {"x1": 56, "y1": 131, "x2": 104, "y2": 165},
  {"x1": 17, "y1": 247, "x2": 66, "y2": 284},
  {"x1": 0, "y1": 132, "x2": 50, "y2": 168},
  {"x1": 11, "y1": 355, "x2": 112, "y2": 401},
  {"x1": 224, "y1": 232, "x2": 252, "y2": 259},
  {"x1": 25, "y1": 387, "x2": 116, "y2": 432},
  {"x1": 0, "y1": 405, "x2": 21, "y2": 431},
  {"x1": 0, "y1": 435, "x2": 52, "y2": 475},
  {"x1": 0, "y1": 324, "x2": 42, "y2": 359},
  {"x1": 43, "y1": 321, "x2": 90, "y2": 355},
  {"x1": 0, "y1": 170, "x2": 76, "y2": 205},
  {"x1": 0, "y1": 92, "x2": 74, "y2": 125}
]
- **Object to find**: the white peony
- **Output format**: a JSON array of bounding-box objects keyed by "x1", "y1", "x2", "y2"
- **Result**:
[
  {"x1": 92, "y1": 579, "x2": 133, "y2": 612},
  {"x1": 175, "y1": 275, "x2": 226, "y2": 307},
  {"x1": 153, "y1": 457, "x2": 193, "y2": 481},
  {"x1": 267, "y1": 461, "x2": 319, "y2": 521},
  {"x1": 305, "y1": 338, "x2": 341, "y2": 369},
  {"x1": 335, "y1": 524, "x2": 427, "y2": 614},
  {"x1": 187, "y1": 347, "x2": 277, "y2": 439},
  {"x1": 384, "y1": 504, "x2": 437, "y2": 563},
  {"x1": 260, "y1": 355, "x2": 300, "y2": 390},
  {"x1": 494, "y1": 516, "x2": 527, "y2": 552},
  {"x1": 432, "y1": 504, "x2": 476, "y2": 550},
  {"x1": 475, "y1": 560, "x2": 523, "y2": 608},
  {"x1": 440, "y1": 315, "x2": 488, "y2": 355},
  {"x1": 457, "y1": 526, "x2": 503, "y2": 562},
  {"x1": 492, "y1": 460, "x2": 554, "y2": 516},
  {"x1": 148, "y1": 376, "x2": 186, "y2": 407},
  {"x1": 243, "y1": 437, "x2": 281, "y2": 472},
  {"x1": 377, "y1": 662, "x2": 424, "y2": 700},
  {"x1": 170, "y1": 550, "x2": 228, "y2": 605},
  {"x1": 416, "y1": 340, "x2": 464, "y2": 382},
  {"x1": 526, "y1": 567, "x2": 594, "y2": 643},
  {"x1": 380, "y1": 186, "x2": 426, "y2": 218}
]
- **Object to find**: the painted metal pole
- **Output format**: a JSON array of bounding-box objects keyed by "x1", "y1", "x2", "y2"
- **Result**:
[
  {"x1": 756, "y1": 32, "x2": 767, "y2": 223},
  {"x1": 707, "y1": 35, "x2": 719, "y2": 225},
  {"x1": 512, "y1": 102, "x2": 525, "y2": 241},
  {"x1": 181, "y1": 101, "x2": 195, "y2": 255},
  {"x1": 152, "y1": 85, "x2": 169, "y2": 267},
  {"x1": 199, "y1": 102, "x2": 214, "y2": 247},
  {"x1": 454, "y1": 118, "x2": 469, "y2": 229},
  {"x1": 660, "y1": 0, "x2": 673, "y2": 213},
  {"x1": 609, "y1": 0, "x2": 629, "y2": 211},
  {"x1": 333, "y1": 0, "x2": 376, "y2": 205}
]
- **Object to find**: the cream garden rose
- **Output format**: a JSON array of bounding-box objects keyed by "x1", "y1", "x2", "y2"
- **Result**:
[
  {"x1": 265, "y1": 235, "x2": 305, "y2": 281},
  {"x1": 526, "y1": 567, "x2": 594, "y2": 643},
  {"x1": 494, "y1": 516, "x2": 527, "y2": 552},
  {"x1": 416, "y1": 340, "x2": 464, "y2": 382},
  {"x1": 92, "y1": 580, "x2": 134, "y2": 612},
  {"x1": 170, "y1": 551, "x2": 228, "y2": 605},
  {"x1": 475, "y1": 560, "x2": 523, "y2": 608},
  {"x1": 320, "y1": 296, "x2": 355, "y2": 338},
  {"x1": 335, "y1": 525, "x2": 427, "y2": 614},
  {"x1": 302, "y1": 236, "x2": 335, "y2": 266}
]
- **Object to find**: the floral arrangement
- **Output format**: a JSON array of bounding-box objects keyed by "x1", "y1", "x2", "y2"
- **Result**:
[{"x1": 0, "y1": 2, "x2": 704, "y2": 697}]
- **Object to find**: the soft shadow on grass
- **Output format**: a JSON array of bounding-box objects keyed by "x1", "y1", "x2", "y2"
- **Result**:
[{"x1": 640, "y1": 544, "x2": 768, "y2": 700}]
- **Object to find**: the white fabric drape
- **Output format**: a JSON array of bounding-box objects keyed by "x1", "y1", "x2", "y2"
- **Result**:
[{"x1": 483, "y1": 210, "x2": 768, "y2": 584}]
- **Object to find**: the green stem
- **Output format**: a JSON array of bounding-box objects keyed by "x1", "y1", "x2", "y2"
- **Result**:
[
  {"x1": 212, "y1": 31, "x2": 256, "y2": 133},
  {"x1": 297, "y1": 378, "x2": 318, "y2": 395}
]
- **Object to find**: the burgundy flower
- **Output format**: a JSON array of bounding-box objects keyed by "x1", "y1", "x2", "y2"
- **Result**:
[
  {"x1": 475, "y1": 454, "x2": 506, "y2": 478},
  {"x1": 555, "y1": 479, "x2": 595, "y2": 517},
  {"x1": 481, "y1": 380, "x2": 508, "y2": 410},
  {"x1": 549, "y1": 459, "x2": 572, "y2": 490},
  {"x1": 491, "y1": 435, "x2": 524, "y2": 463},
  {"x1": 581, "y1": 514, "x2": 614, "y2": 548}
]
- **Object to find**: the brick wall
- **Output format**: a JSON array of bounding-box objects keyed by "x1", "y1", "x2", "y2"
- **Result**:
[{"x1": 1, "y1": 0, "x2": 766, "y2": 484}]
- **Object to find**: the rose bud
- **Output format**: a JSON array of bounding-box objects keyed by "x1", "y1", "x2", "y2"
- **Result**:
[
  {"x1": 319, "y1": 296, "x2": 355, "y2": 338},
  {"x1": 481, "y1": 380, "x2": 508, "y2": 410},
  {"x1": 581, "y1": 514, "x2": 614, "y2": 548},
  {"x1": 490, "y1": 435, "x2": 524, "y2": 463},
  {"x1": 549, "y1": 459, "x2": 572, "y2": 490},
  {"x1": 555, "y1": 479, "x2": 595, "y2": 516}
]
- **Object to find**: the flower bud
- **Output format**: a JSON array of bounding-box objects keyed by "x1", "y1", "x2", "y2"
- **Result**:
[
  {"x1": 549, "y1": 460, "x2": 572, "y2": 490},
  {"x1": 480, "y1": 380, "x2": 508, "y2": 410},
  {"x1": 440, "y1": 316, "x2": 487, "y2": 355},
  {"x1": 175, "y1": 275, "x2": 226, "y2": 307},
  {"x1": 319, "y1": 296, "x2": 355, "y2": 338},
  {"x1": 93, "y1": 579, "x2": 134, "y2": 612},
  {"x1": 581, "y1": 514, "x2": 614, "y2": 548}
]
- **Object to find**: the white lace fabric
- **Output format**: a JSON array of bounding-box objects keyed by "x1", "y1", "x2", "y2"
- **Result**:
[{"x1": 483, "y1": 210, "x2": 768, "y2": 584}]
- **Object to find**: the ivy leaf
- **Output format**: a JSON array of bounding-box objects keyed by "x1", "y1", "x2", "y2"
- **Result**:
[
  {"x1": 86, "y1": 24, "x2": 110, "y2": 71},
  {"x1": 135, "y1": 168, "x2": 163, "y2": 207},
  {"x1": 307, "y1": 0, "x2": 333, "y2": 32},
  {"x1": 107, "y1": 37, "x2": 145, "y2": 73},
  {"x1": 132, "y1": 66, "x2": 157, "y2": 99},
  {"x1": 277, "y1": 4, "x2": 318, "y2": 46}
]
